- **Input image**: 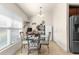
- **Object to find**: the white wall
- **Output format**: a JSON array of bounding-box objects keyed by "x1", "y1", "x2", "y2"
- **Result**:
[{"x1": 52, "y1": 3, "x2": 68, "y2": 51}]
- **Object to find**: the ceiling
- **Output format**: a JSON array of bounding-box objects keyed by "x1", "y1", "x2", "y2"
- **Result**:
[{"x1": 17, "y1": 3, "x2": 56, "y2": 17}]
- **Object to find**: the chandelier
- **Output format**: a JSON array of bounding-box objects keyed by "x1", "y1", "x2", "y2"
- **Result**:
[{"x1": 39, "y1": 6, "x2": 44, "y2": 18}]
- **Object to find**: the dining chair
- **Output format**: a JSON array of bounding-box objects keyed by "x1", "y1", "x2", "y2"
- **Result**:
[
  {"x1": 40, "y1": 32, "x2": 51, "y2": 53},
  {"x1": 20, "y1": 32, "x2": 27, "y2": 53},
  {"x1": 27, "y1": 34, "x2": 40, "y2": 55}
]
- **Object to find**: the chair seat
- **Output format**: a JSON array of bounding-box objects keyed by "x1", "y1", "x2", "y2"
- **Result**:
[
  {"x1": 22, "y1": 41, "x2": 27, "y2": 44},
  {"x1": 40, "y1": 35, "x2": 47, "y2": 38},
  {"x1": 29, "y1": 46, "x2": 39, "y2": 50},
  {"x1": 40, "y1": 41, "x2": 48, "y2": 45}
]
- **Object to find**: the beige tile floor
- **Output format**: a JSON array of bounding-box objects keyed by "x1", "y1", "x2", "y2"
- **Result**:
[{"x1": 16, "y1": 41, "x2": 72, "y2": 55}]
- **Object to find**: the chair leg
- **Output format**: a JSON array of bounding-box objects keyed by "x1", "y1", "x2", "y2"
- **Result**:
[
  {"x1": 38, "y1": 50, "x2": 39, "y2": 55},
  {"x1": 21, "y1": 45, "x2": 23, "y2": 53},
  {"x1": 28, "y1": 51, "x2": 29, "y2": 55},
  {"x1": 40, "y1": 44, "x2": 41, "y2": 49},
  {"x1": 28, "y1": 49, "x2": 30, "y2": 55},
  {"x1": 39, "y1": 44, "x2": 42, "y2": 54},
  {"x1": 38, "y1": 48, "x2": 41, "y2": 55},
  {"x1": 23, "y1": 44, "x2": 25, "y2": 48},
  {"x1": 47, "y1": 45, "x2": 49, "y2": 54},
  {"x1": 47, "y1": 45, "x2": 49, "y2": 49}
]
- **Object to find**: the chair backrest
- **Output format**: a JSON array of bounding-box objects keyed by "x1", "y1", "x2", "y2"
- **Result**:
[
  {"x1": 40, "y1": 32, "x2": 51, "y2": 43},
  {"x1": 47, "y1": 32, "x2": 51, "y2": 42},
  {"x1": 20, "y1": 32, "x2": 25, "y2": 41}
]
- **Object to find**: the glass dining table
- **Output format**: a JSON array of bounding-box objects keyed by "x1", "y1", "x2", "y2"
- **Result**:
[{"x1": 26, "y1": 33, "x2": 41, "y2": 54}]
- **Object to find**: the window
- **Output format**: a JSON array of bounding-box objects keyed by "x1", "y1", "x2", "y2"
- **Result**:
[
  {"x1": 0, "y1": 29, "x2": 7, "y2": 49},
  {"x1": 0, "y1": 15, "x2": 22, "y2": 49},
  {"x1": 10, "y1": 20, "x2": 22, "y2": 43},
  {"x1": 10, "y1": 29, "x2": 21, "y2": 43},
  {"x1": 0, "y1": 15, "x2": 12, "y2": 27}
]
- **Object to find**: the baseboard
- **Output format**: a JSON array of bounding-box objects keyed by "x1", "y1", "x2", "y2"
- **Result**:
[{"x1": 53, "y1": 39, "x2": 67, "y2": 52}]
